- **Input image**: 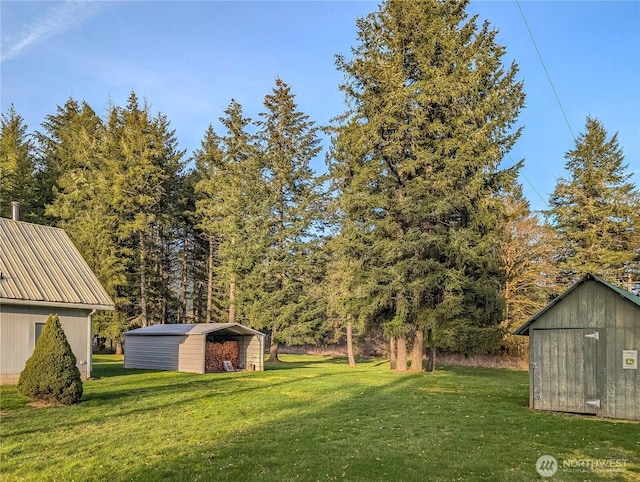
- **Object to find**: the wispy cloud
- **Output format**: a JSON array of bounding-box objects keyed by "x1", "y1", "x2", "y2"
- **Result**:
[{"x1": 1, "y1": 1, "x2": 106, "y2": 63}]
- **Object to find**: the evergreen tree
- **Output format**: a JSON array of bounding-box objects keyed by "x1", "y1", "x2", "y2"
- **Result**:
[
  {"x1": 37, "y1": 98, "x2": 130, "y2": 349},
  {"x1": 105, "y1": 92, "x2": 185, "y2": 326},
  {"x1": 330, "y1": 0, "x2": 525, "y2": 368},
  {"x1": 174, "y1": 168, "x2": 208, "y2": 323},
  {"x1": 548, "y1": 117, "x2": 640, "y2": 285},
  {"x1": 195, "y1": 101, "x2": 263, "y2": 325},
  {"x1": 247, "y1": 79, "x2": 327, "y2": 361},
  {"x1": 17, "y1": 315, "x2": 83, "y2": 404},
  {"x1": 146, "y1": 113, "x2": 186, "y2": 324},
  {"x1": 324, "y1": 234, "x2": 367, "y2": 367},
  {"x1": 0, "y1": 105, "x2": 37, "y2": 221},
  {"x1": 194, "y1": 125, "x2": 227, "y2": 323},
  {"x1": 44, "y1": 101, "x2": 126, "y2": 300},
  {"x1": 113, "y1": 93, "x2": 165, "y2": 326},
  {"x1": 35, "y1": 98, "x2": 102, "y2": 224}
]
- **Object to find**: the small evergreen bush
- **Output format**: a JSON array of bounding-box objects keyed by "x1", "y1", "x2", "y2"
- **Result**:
[{"x1": 17, "y1": 314, "x2": 83, "y2": 404}]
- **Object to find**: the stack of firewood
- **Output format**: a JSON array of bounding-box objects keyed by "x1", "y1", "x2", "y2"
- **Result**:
[{"x1": 205, "y1": 341, "x2": 239, "y2": 372}]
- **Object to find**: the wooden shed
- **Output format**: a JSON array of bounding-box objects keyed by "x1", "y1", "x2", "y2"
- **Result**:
[
  {"x1": 513, "y1": 273, "x2": 640, "y2": 420},
  {"x1": 124, "y1": 323, "x2": 265, "y2": 373},
  {"x1": 0, "y1": 216, "x2": 115, "y2": 384}
]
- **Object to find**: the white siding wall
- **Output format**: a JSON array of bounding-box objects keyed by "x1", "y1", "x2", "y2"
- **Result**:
[
  {"x1": 246, "y1": 335, "x2": 264, "y2": 371},
  {"x1": 0, "y1": 304, "x2": 90, "y2": 384},
  {"x1": 124, "y1": 335, "x2": 186, "y2": 371},
  {"x1": 178, "y1": 335, "x2": 205, "y2": 373}
]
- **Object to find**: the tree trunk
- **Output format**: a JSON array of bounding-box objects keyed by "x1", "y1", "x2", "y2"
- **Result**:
[
  {"x1": 139, "y1": 232, "x2": 148, "y2": 327},
  {"x1": 410, "y1": 329, "x2": 425, "y2": 372},
  {"x1": 157, "y1": 226, "x2": 168, "y2": 324},
  {"x1": 228, "y1": 237, "x2": 236, "y2": 324},
  {"x1": 268, "y1": 326, "x2": 280, "y2": 362},
  {"x1": 396, "y1": 335, "x2": 407, "y2": 371},
  {"x1": 389, "y1": 336, "x2": 397, "y2": 370},
  {"x1": 206, "y1": 236, "x2": 214, "y2": 323},
  {"x1": 426, "y1": 347, "x2": 437, "y2": 372},
  {"x1": 115, "y1": 342, "x2": 123, "y2": 355},
  {"x1": 229, "y1": 273, "x2": 236, "y2": 324},
  {"x1": 180, "y1": 227, "x2": 189, "y2": 324},
  {"x1": 346, "y1": 321, "x2": 356, "y2": 367},
  {"x1": 425, "y1": 329, "x2": 436, "y2": 372}
]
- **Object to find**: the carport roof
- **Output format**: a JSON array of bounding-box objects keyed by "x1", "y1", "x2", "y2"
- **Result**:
[{"x1": 125, "y1": 323, "x2": 264, "y2": 337}]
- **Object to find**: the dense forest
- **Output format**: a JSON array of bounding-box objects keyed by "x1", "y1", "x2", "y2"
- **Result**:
[{"x1": 1, "y1": 0, "x2": 638, "y2": 367}]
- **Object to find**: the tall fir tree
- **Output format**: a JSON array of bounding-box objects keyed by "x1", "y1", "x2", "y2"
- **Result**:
[
  {"x1": 44, "y1": 102, "x2": 126, "y2": 302},
  {"x1": 330, "y1": 0, "x2": 525, "y2": 368},
  {"x1": 113, "y1": 93, "x2": 166, "y2": 327},
  {"x1": 548, "y1": 117, "x2": 640, "y2": 286},
  {"x1": 0, "y1": 105, "x2": 37, "y2": 221},
  {"x1": 195, "y1": 101, "x2": 263, "y2": 325},
  {"x1": 104, "y1": 92, "x2": 184, "y2": 326},
  {"x1": 324, "y1": 233, "x2": 367, "y2": 367},
  {"x1": 194, "y1": 125, "x2": 227, "y2": 323},
  {"x1": 174, "y1": 167, "x2": 208, "y2": 324},
  {"x1": 35, "y1": 98, "x2": 104, "y2": 224},
  {"x1": 246, "y1": 78, "x2": 327, "y2": 361}
]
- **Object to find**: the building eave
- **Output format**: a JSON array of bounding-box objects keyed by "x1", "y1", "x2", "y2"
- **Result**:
[{"x1": 0, "y1": 297, "x2": 114, "y2": 312}]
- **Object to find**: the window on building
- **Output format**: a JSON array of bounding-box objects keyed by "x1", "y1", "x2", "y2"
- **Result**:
[{"x1": 35, "y1": 323, "x2": 45, "y2": 343}]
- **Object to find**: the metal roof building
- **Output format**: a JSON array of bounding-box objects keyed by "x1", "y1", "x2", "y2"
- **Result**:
[
  {"x1": 514, "y1": 273, "x2": 640, "y2": 420},
  {"x1": 0, "y1": 216, "x2": 114, "y2": 384},
  {"x1": 124, "y1": 323, "x2": 265, "y2": 373}
]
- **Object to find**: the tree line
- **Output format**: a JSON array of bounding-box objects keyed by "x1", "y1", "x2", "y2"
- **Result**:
[{"x1": 1, "y1": 0, "x2": 638, "y2": 367}]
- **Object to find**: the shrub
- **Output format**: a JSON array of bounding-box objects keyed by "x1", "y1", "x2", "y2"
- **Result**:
[{"x1": 17, "y1": 314, "x2": 83, "y2": 404}]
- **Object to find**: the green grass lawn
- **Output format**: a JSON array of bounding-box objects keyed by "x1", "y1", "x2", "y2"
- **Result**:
[{"x1": 1, "y1": 355, "x2": 638, "y2": 481}]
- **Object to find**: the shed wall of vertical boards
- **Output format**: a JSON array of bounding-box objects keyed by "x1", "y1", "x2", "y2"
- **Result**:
[{"x1": 523, "y1": 279, "x2": 639, "y2": 420}]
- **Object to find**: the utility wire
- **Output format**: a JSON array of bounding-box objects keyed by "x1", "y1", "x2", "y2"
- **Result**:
[
  {"x1": 515, "y1": 0, "x2": 576, "y2": 141},
  {"x1": 507, "y1": 154, "x2": 550, "y2": 209}
]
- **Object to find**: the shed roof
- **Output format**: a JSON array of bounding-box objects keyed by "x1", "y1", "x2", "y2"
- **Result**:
[
  {"x1": 513, "y1": 273, "x2": 640, "y2": 336},
  {"x1": 125, "y1": 323, "x2": 264, "y2": 337},
  {"x1": 0, "y1": 218, "x2": 114, "y2": 311}
]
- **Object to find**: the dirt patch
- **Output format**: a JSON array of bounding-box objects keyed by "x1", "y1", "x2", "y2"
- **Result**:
[{"x1": 27, "y1": 399, "x2": 63, "y2": 408}]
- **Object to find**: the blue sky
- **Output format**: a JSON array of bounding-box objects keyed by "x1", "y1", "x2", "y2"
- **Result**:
[{"x1": 1, "y1": 1, "x2": 638, "y2": 213}]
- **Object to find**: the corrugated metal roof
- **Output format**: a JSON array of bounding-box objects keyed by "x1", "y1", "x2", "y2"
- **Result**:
[
  {"x1": 0, "y1": 218, "x2": 114, "y2": 310},
  {"x1": 125, "y1": 323, "x2": 264, "y2": 337},
  {"x1": 513, "y1": 273, "x2": 640, "y2": 336}
]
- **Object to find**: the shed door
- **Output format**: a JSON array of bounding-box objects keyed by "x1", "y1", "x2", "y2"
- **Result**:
[{"x1": 532, "y1": 329, "x2": 599, "y2": 414}]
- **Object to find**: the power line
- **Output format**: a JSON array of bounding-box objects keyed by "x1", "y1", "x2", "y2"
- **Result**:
[
  {"x1": 515, "y1": 0, "x2": 576, "y2": 141},
  {"x1": 507, "y1": 154, "x2": 550, "y2": 209}
]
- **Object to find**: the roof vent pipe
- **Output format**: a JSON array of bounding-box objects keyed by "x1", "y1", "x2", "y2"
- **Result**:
[{"x1": 11, "y1": 201, "x2": 19, "y2": 221}]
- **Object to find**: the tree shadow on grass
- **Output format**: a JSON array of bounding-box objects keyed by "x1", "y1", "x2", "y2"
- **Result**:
[
  {"x1": 116, "y1": 367, "x2": 640, "y2": 482},
  {"x1": 121, "y1": 369, "x2": 637, "y2": 482},
  {"x1": 265, "y1": 356, "x2": 350, "y2": 370},
  {"x1": 4, "y1": 361, "x2": 636, "y2": 481}
]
